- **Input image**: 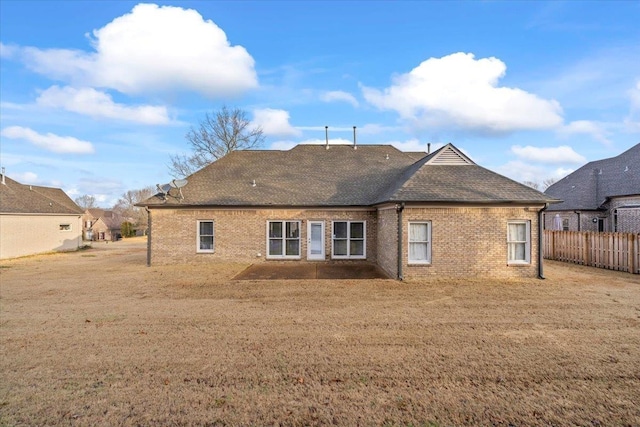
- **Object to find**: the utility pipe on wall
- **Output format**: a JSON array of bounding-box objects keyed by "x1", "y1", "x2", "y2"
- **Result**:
[
  {"x1": 145, "y1": 206, "x2": 151, "y2": 267},
  {"x1": 396, "y1": 202, "x2": 405, "y2": 280},
  {"x1": 538, "y1": 204, "x2": 548, "y2": 279}
]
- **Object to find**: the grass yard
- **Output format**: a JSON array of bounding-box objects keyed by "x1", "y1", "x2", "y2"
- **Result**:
[{"x1": 1, "y1": 237, "x2": 639, "y2": 426}]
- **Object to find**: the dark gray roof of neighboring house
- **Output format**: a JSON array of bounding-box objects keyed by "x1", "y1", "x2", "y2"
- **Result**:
[
  {"x1": 545, "y1": 143, "x2": 640, "y2": 211},
  {"x1": 0, "y1": 176, "x2": 83, "y2": 215},
  {"x1": 140, "y1": 143, "x2": 556, "y2": 208}
]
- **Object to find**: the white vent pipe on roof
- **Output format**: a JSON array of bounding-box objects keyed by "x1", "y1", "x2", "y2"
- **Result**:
[
  {"x1": 325, "y1": 126, "x2": 329, "y2": 150},
  {"x1": 353, "y1": 126, "x2": 357, "y2": 150}
]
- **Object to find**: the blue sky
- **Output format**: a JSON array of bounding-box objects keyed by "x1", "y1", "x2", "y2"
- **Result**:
[{"x1": 1, "y1": 1, "x2": 639, "y2": 206}]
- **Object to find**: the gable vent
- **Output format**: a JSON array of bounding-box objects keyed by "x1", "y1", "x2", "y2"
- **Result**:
[{"x1": 427, "y1": 145, "x2": 474, "y2": 165}]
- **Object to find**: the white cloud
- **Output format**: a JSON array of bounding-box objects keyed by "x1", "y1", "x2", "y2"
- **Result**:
[
  {"x1": 270, "y1": 138, "x2": 353, "y2": 151},
  {"x1": 320, "y1": 90, "x2": 359, "y2": 107},
  {"x1": 625, "y1": 80, "x2": 640, "y2": 132},
  {"x1": 496, "y1": 160, "x2": 547, "y2": 184},
  {"x1": 36, "y1": 86, "x2": 171, "y2": 124},
  {"x1": 252, "y1": 108, "x2": 301, "y2": 137},
  {"x1": 19, "y1": 4, "x2": 257, "y2": 97},
  {"x1": 1, "y1": 126, "x2": 94, "y2": 154},
  {"x1": 299, "y1": 138, "x2": 353, "y2": 145},
  {"x1": 511, "y1": 145, "x2": 586, "y2": 164},
  {"x1": 553, "y1": 167, "x2": 574, "y2": 179},
  {"x1": 630, "y1": 81, "x2": 640, "y2": 109},
  {"x1": 296, "y1": 126, "x2": 354, "y2": 131},
  {"x1": 11, "y1": 171, "x2": 40, "y2": 184},
  {"x1": 559, "y1": 120, "x2": 611, "y2": 144},
  {"x1": 388, "y1": 139, "x2": 444, "y2": 153},
  {"x1": 358, "y1": 124, "x2": 401, "y2": 134},
  {"x1": 0, "y1": 42, "x2": 17, "y2": 58},
  {"x1": 361, "y1": 52, "x2": 563, "y2": 134},
  {"x1": 270, "y1": 140, "x2": 297, "y2": 151}
]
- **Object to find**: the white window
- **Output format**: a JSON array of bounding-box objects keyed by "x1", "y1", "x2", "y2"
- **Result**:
[
  {"x1": 197, "y1": 220, "x2": 215, "y2": 253},
  {"x1": 507, "y1": 221, "x2": 531, "y2": 264},
  {"x1": 59, "y1": 224, "x2": 71, "y2": 231},
  {"x1": 408, "y1": 222, "x2": 431, "y2": 264},
  {"x1": 267, "y1": 221, "x2": 300, "y2": 258},
  {"x1": 332, "y1": 221, "x2": 366, "y2": 259}
]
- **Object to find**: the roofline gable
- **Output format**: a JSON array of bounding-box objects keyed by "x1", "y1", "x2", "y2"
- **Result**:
[{"x1": 425, "y1": 143, "x2": 475, "y2": 165}]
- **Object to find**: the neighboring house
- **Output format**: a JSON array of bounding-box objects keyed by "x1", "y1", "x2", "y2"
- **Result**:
[
  {"x1": 138, "y1": 143, "x2": 559, "y2": 279},
  {"x1": 544, "y1": 143, "x2": 640, "y2": 233},
  {"x1": 0, "y1": 173, "x2": 83, "y2": 259},
  {"x1": 82, "y1": 209, "x2": 124, "y2": 241}
]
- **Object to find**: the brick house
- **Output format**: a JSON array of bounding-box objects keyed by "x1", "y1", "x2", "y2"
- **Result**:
[
  {"x1": 544, "y1": 143, "x2": 639, "y2": 233},
  {"x1": 0, "y1": 173, "x2": 83, "y2": 259},
  {"x1": 138, "y1": 143, "x2": 558, "y2": 279},
  {"x1": 82, "y1": 209, "x2": 125, "y2": 241}
]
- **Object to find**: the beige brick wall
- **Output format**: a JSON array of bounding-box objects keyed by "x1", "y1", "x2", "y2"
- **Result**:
[
  {"x1": 149, "y1": 206, "x2": 543, "y2": 279},
  {"x1": 0, "y1": 214, "x2": 83, "y2": 259},
  {"x1": 149, "y1": 208, "x2": 377, "y2": 265},
  {"x1": 400, "y1": 207, "x2": 541, "y2": 279},
  {"x1": 376, "y1": 206, "x2": 398, "y2": 278},
  {"x1": 91, "y1": 221, "x2": 121, "y2": 241}
]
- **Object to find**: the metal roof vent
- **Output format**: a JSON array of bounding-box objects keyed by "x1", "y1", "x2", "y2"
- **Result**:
[
  {"x1": 325, "y1": 126, "x2": 329, "y2": 150},
  {"x1": 353, "y1": 126, "x2": 357, "y2": 150}
]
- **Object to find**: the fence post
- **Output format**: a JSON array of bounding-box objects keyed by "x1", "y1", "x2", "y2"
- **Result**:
[
  {"x1": 583, "y1": 232, "x2": 589, "y2": 266},
  {"x1": 630, "y1": 233, "x2": 636, "y2": 274}
]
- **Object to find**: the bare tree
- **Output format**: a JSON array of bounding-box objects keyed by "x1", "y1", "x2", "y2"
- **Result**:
[
  {"x1": 542, "y1": 177, "x2": 557, "y2": 191},
  {"x1": 74, "y1": 194, "x2": 98, "y2": 210},
  {"x1": 168, "y1": 106, "x2": 265, "y2": 178},
  {"x1": 112, "y1": 186, "x2": 155, "y2": 228},
  {"x1": 522, "y1": 181, "x2": 540, "y2": 190}
]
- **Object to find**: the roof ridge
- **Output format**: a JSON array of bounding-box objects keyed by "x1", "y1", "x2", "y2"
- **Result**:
[{"x1": 373, "y1": 144, "x2": 463, "y2": 204}]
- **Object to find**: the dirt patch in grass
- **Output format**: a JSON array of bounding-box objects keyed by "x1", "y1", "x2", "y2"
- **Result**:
[{"x1": 1, "y1": 237, "x2": 639, "y2": 426}]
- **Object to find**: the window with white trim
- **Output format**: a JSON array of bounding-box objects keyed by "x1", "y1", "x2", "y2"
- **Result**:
[
  {"x1": 332, "y1": 221, "x2": 366, "y2": 259},
  {"x1": 267, "y1": 221, "x2": 300, "y2": 258},
  {"x1": 507, "y1": 220, "x2": 531, "y2": 264},
  {"x1": 197, "y1": 220, "x2": 215, "y2": 253},
  {"x1": 408, "y1": 222, "x2": 431, "y2": 264}
]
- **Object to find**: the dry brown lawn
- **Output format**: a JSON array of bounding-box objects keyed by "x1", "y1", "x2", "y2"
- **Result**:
[{"x1": 1, "y1": 237, "x2": 639, "y2": 426}]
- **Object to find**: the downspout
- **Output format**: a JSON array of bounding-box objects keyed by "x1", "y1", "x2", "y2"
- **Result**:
[
  {"x1": 396, "y1": 202, "x2": 405, "y2": 280},
  {"x1": 145, "y1": 206, "x2": 151, "y2": 267},
  {"x1": 538, "y1": 203, "x2": 548, "y2": 279}
]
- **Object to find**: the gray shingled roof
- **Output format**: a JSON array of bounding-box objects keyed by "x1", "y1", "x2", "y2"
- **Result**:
[
  {"x1": 545, "y1": 143, "x2": 640, "y2": 211},
  {"x1": 0, "y1": 176, "x2": 83, "y2": 214},
  {"x1": 95, "y1": 215, "x2": 125, "y2": 229},
  {"x1": 141, "y1": 143, "x2": 556, "y2": 207}
]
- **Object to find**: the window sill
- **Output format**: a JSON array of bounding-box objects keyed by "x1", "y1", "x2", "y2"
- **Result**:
[
  {"x1": 196, "y1": 251, "x2": 215, "y2": 254},
  {"x1": 507, "y1": 261, "x2": 531, "y2": 266},
  {"x1": 331, "y1": 256, "x2": 366, "y2": 260},
  {"x1": 408, "y1": 261, "x2": 431, "y2": 266},
  {"x1": 266, "y1": 256, "x2": 301, "y2": 260}
]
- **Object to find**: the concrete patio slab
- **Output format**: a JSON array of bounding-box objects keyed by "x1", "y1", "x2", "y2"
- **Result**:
[{"x1": 233, "y1": 262, "x2": 390, "y2": 280}]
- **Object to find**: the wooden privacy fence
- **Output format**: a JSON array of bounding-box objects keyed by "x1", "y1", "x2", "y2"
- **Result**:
[{"x1": 544, "y1": 230, "x2": 640, "y2": 274}]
